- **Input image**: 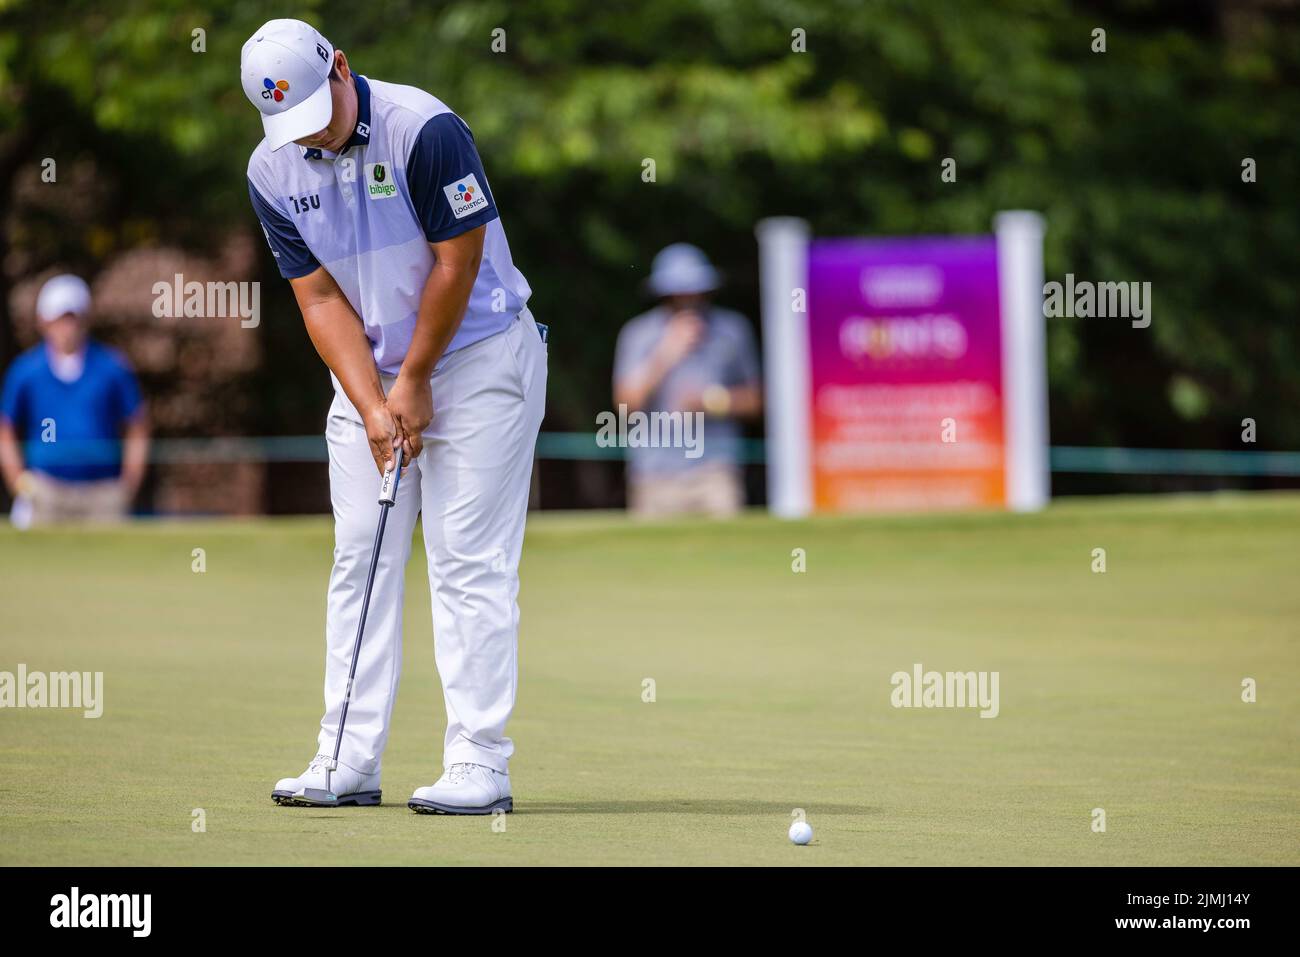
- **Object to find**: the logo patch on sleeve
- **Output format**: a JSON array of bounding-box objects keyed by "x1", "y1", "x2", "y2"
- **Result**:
[
  {"x1": 365, "y1": 163, "x2": 398, "y2": 200},
  {"x1": 442, "y1": 173, "x2": 489, "y2": 219}
]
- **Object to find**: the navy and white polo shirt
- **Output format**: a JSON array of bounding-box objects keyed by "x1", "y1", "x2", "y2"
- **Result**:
[{"x1": 247, "y1": 74, "x2": 531, "y2": 374}]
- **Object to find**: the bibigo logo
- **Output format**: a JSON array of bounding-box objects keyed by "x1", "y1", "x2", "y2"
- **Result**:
[{"x1": 366, "y1": 163, "x2": 398, "y2": 200}]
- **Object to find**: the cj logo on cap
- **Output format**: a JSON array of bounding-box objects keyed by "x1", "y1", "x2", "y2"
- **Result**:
[
  {"x1": 365, "y1": 163, "x2": 398, "y2": 200},
  {"x1": 442, "y1": 173, "x2": 489, "y2": 219},
  {"x1": 261, "y1": 78, "x2": 290, "y2": 102}
]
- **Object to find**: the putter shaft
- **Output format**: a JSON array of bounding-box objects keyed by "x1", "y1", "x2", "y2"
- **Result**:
[{"x1": 326, "y1": 447, "x2": 405, "y2": 795}]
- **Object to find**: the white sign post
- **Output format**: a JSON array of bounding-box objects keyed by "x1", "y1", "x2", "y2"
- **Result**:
[
  {"x1": 755, "y1": 217, "x2": 812, "y2": 518},
  {"x1": 995, "y1": 211, "x2": 1051, "y2": 512}
]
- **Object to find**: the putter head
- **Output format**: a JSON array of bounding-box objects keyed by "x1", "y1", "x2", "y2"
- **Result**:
[{"x1": 294, "y1": 787, "x2": 340, "y2": 806}]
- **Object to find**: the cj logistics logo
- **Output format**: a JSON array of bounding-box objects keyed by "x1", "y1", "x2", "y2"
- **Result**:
[
  {"x1": 442, "y1": 173, "x2": 489, "y2": 219},
  {"x1": 261, "y1": 77, "x2": 290, "y2": 102}
]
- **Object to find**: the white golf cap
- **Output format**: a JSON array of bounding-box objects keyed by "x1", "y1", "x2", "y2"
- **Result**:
[
  {"x1": 240, "y1": 19, "x2": 336, "y2": 151},
  {"x1": 36, "y1": 274, "x2": 92, "y2": 323},
  {"x1": 646, "y1": 243, "x2": 721, "y2": 297}
]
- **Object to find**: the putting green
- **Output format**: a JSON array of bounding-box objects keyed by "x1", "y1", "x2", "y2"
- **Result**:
[{"x1": 1, "y1": 493, "x2": 1297, "y2": 865}]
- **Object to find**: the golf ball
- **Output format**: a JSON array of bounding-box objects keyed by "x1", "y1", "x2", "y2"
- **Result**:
[{"x1": 789, "y1": 821, "x2": 813, "y2": 845}]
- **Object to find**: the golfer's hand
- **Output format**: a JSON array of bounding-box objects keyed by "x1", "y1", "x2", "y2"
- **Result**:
[
  {"x1": 386, "y1": 374, "x2": 432, "y2": 462},
  {"x1": 362, "y1": 401, "x2": 400, "y2": 475}
]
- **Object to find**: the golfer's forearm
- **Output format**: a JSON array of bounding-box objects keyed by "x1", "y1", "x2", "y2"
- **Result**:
[
  {"x1": 399, "y1": 262, "x2": 475, "y2": 382},
  {"x1": 0, "y1": 422, "x2": 24, "y2": 494},
  {"x1": 121, "y1": 417, "x2": 150, "y2": 493},
  {"x1": 294, "y1": 282, "x2": 386, "y2": 415}
]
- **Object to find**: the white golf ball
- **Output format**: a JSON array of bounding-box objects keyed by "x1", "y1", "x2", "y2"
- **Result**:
[{"x1": 789, "y1": 821, "x2": 813, "y2": 845}]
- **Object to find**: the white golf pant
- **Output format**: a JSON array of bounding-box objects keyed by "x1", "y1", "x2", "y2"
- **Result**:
[{"x1": 318, "y1": 309, "x2": 546, "y2": 775}]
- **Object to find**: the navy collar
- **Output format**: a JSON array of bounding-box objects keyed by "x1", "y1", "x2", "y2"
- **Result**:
[
  {"x1": 301, "y1": 74, "x2": 372, "y2": 160},
  {"x1": 346, "y1": 74, "x2": 373, "y2": 148}
]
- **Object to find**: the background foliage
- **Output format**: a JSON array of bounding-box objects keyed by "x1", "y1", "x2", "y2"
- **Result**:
[{"x1": 2, "y1": 0, "x2": 1297, "y2": 477}]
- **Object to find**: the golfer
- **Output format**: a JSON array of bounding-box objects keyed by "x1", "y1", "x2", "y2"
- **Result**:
[{"x1": 242, "y1": 19, "x2": 546, "y2": 813}]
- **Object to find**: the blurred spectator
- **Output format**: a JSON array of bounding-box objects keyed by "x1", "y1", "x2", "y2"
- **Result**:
[
  {"x1": 613, "y1": 244, "x2": 762, "y2": 517},
  {"x1": 0, "y1": 274, "x2": 149, "y2": 527}
]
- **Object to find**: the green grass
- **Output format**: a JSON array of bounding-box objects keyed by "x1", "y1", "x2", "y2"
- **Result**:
[{"x1": 1, "y1": 493, "x2": 1297, "y2": 865}]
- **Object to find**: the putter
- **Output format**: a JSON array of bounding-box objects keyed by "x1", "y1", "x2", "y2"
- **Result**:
[{"x1": 296, "y1": 446, "x2": 405, "y2": 806}]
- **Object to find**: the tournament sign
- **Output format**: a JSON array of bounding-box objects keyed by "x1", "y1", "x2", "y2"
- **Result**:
[
  {"x1": 757, "y1": 213, "x2": 1048, "y2": 516},
  {"x1": 807, "y1": 237, "x2": 1005, "y2": 511}
]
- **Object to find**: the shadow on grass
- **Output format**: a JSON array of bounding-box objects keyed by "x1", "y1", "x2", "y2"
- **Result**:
[
  {"x1": 516, "y1": 800, "x2": 873, "y2": 816},
  {"x1": 265, "y1": 800, "x2": 874, "y2": 817}
]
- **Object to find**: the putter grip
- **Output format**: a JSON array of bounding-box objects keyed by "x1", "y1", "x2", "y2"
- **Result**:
[{"x1": 378, "y1": 447, "x2": 404, "y2": 505}]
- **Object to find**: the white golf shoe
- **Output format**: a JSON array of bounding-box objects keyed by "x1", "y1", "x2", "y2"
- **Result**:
[
  {"x1": 408, "y1": 763, "x2": 513, "y2": 815},
  {"x1": 272, "y1": 754, "x2": 382, "y2": 807}
]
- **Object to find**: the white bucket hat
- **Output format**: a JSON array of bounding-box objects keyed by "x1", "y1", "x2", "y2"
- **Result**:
[{"x1": 645, "y1": 243, "x2": 721, "y2": 297}]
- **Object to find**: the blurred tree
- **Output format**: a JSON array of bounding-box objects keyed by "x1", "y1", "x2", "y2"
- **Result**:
[{"x1": 1, "y1": 0, "x2": 1297, "y2": 481}]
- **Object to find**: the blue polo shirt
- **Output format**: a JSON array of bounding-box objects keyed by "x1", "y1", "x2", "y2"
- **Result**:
[{"x1": 0, "y1": 342, "x2": 143, "y2": 482}]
